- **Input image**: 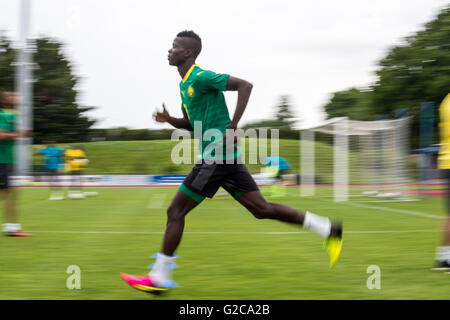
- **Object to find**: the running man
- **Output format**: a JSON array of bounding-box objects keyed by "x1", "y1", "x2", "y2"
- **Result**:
[
  {"x1": 121, "y1": 31, "x2": 343, "y2": 293},
  {"x1": 65, "y1": 145, "x2": 88, "y2": 199},
  {"x1": 433, "y1": 93, "x2": 450, "y2": 271},
  {"x1": 0, "y1": 91, "x2": 32, "y2": 237},
  {"x1": 39, "y1": 141, "x2": 64, "y2": 200}
]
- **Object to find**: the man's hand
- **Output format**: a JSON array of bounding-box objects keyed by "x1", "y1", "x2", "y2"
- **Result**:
[
  {"x1": 155, "y1": 104, "x2": 192, "y2": 130},
  {"x1": 0, "y1": 130, "x2": 19, "y2": 140},
  {"x1": 19, "y1": 130, "x2": 33, "y2": 137},
  {"x1": 153, "y1": 103, "x2": 170, "y2": 123}
]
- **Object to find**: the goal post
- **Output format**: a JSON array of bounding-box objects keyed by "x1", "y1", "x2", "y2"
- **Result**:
[{"x1": 299, "y1": 116, "x2": 411, "y2": 202}]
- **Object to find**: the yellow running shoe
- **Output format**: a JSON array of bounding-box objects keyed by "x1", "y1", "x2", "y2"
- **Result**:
[{"x1": 325, "y1": 222, "x2": 343, "y2": 269}]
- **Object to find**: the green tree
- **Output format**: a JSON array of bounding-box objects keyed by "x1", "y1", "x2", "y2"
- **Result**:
[
  {"x1": 0, "y1": 35, "x2": 95, "y2": 143},
  {"x1": 32, "y1": 38, "x2": 95, "y2": 143},
  {"x1": 323, "y1": 87, "x2": 374, "y2": 120},
  {"x1": 275, "y1": 95, "x2": 296, "y2": 128},
  {"x1": 372, "y1": 6, "x2": 450, "y2": 146},
  {"x1": 322, "y1": 5, "x2": 450, "y2": 147},
  {"x1": 0, "y1": 33, "x2": 16, "y2": 92}
]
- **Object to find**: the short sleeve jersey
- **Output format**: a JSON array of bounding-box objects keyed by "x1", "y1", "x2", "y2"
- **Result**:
[
  {"x1": 65, "y1": 149, "x2": 87, "y2": 171},
  {"x1": 40, "y1": 147, "x2": 64, "y2": 170},
  {"x1": 438, "y1": 93, "x2": 450, "y2": 169},
  {"x1": 179, "y1": 64, "x2": 240, "y2": 161},
  {"x1": 0, "y1": 109, "x2": 17, "y2": 164}
]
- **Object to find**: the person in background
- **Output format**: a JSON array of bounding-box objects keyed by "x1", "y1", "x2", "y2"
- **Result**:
[
  {"x1": 433, "y1": 93, "x2": 450, "y2": 271},
  {"x1": 262, "y1": 156, "x2": 292, "y2": 199},
  {"x1": 0, "y1": 91, "x2": 33, "y2": 236},
  {"x1": 39, "y1": 141, "x2": 64, "y2": 200},
  {"x1": 65, "y1": 145, "x2": 89, "y2": 199}
]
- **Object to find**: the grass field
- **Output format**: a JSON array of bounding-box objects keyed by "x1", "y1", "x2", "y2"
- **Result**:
[
  {"x1": 33, "y1": 139, "x2": 418, "y2": 184},
  {"x1": 33, "y1": 139, "x2": 305, "y2": 175},
  {"x1": 0, "y1": 186, "x2": 448, "y2": 300}
]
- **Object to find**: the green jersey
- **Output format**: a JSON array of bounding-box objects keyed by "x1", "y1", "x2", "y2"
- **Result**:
[
  {"x1": 179, "y1": 64, "x2": 240, "y2": 161},
  {"x1": 0, "y1": 108, "x2": 16, "y2": 164}
]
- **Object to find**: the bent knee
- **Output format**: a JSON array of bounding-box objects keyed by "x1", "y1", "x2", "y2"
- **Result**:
[
  {"x1": 166, "y1": 206, "x2": 185, "y2": 222},
  {"x1": 251, "y1": 203, "x2": 274, "y2": 219}
]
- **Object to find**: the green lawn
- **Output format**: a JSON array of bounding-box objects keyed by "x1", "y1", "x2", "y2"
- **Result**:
[
  {"x1": 33, "y1": 139, "x2": 420, "y2": 184},
  {"x1": 31, "y1": 139, "x2": 344, "y2": 183},
  {"x1": 0, "y1": 186, "x2": 447, "y2": 300}
]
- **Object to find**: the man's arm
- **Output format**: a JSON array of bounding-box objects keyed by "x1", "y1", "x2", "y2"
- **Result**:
[
  {"x1": 0, "y1": 129, "x2": 32, "y2": 140},
  {"x1": 154, "y1": 103, "x2": 193, "y2": 131},
  {"x1": 226, "y1": 76, "x2": 253, "y2": 129},
  {"x1": 168, "y1": 108, "x2": 193, "y2": 131},
  {"x1": 0, "y1": 129, "x2": 20, "y2": 140}
]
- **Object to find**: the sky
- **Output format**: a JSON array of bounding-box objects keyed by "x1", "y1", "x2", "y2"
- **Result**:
[{"x1": 0, "y1": 0, "x2": 448, "y2": 130}]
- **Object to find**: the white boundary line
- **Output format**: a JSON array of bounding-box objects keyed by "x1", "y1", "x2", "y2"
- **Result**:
[
  {"x1": 342, "y1": 202, "x2": 443, "y2": 219},
  {"x1": 352, "y1": 199, "x2": 419, "y2": 203},
  {"x1": 26, "y1": 230, "x2": 439, "y2": 235}
]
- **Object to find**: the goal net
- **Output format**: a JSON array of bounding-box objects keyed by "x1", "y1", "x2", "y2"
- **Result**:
[{"x1": 299, "y1": 116, "x2": 412, "y2": 202}]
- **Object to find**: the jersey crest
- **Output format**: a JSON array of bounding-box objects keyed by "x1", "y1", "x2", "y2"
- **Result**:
[{"x1": 188, "y1": 86, "x2": 195, "y2": 98}]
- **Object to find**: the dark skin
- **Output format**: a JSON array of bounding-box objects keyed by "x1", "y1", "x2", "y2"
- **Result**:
[
  {"x1": 443, "y1": 217, "x2": 450, "y2": 245},
  {"x1": 0, "y1": 91, "x2": 32, "y2": 225},
  {"x1": 0, "y1": 92, "x2": 32, "y2": 140},
  {"x1": 155, "y1": 36, "x2": 306, "y2": 256}
]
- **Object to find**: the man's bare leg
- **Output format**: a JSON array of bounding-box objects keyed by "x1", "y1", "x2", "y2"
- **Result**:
[{"x1": 148, "y1": 190, "x2": 200, "y2": 286}]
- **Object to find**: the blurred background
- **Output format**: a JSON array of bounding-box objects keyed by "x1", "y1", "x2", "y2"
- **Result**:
[
  {"x1": 1, "y1": 0, "x2": 450, "y2": 300},
  {"x1": 0, "y1": 1, "x2": 448, "y2": 179}
]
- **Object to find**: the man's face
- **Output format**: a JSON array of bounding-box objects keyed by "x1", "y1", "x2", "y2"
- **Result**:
[
  {"x1": 1, "y1": 92, "x2": 19, "y2": 108},
  {"x1": 168, "y1": 37, "x2": 188, "y2": 66}
]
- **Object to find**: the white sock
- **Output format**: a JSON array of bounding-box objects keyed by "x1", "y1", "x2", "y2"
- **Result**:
[
  {"x1": 149, "y1": 253, "x2": 174, "y2": 287},
  {"x1": 436, "y1": 246, "x2": 450, "y2": 262},
  {"x1": 303, "y1": 211, "x2": 331, "y2": 239},
  {"x1": 2, "y1": 223, "x2": 21, "y2": 233}
]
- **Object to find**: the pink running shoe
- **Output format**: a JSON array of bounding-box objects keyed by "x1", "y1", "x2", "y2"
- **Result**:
[
  {"x1": 6, "y1": 230, "x2": 33, "y2": 237},
  {"x1": 120, "y1": 273, "x2": 168, "y2": 295}
]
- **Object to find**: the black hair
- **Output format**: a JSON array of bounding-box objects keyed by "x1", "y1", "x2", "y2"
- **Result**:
[{"x1": 176, "y1": 30, "x2": 202, "y2": 58}]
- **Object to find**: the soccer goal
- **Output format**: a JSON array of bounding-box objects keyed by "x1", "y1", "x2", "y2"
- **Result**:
[{"x1": 299, "y1": 116, "x2": 412, "y2": 202}]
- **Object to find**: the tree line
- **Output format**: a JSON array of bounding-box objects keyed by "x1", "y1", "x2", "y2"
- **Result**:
[
  {"x1": 323, "y1": 6, "x2": 450, "y2": 148},
  {"x1": 0, "y1": 35, "x2": 95, "y2": 143},
  {"x1": 1, "y1": 5, "x2": 448, "y2": 146}
]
